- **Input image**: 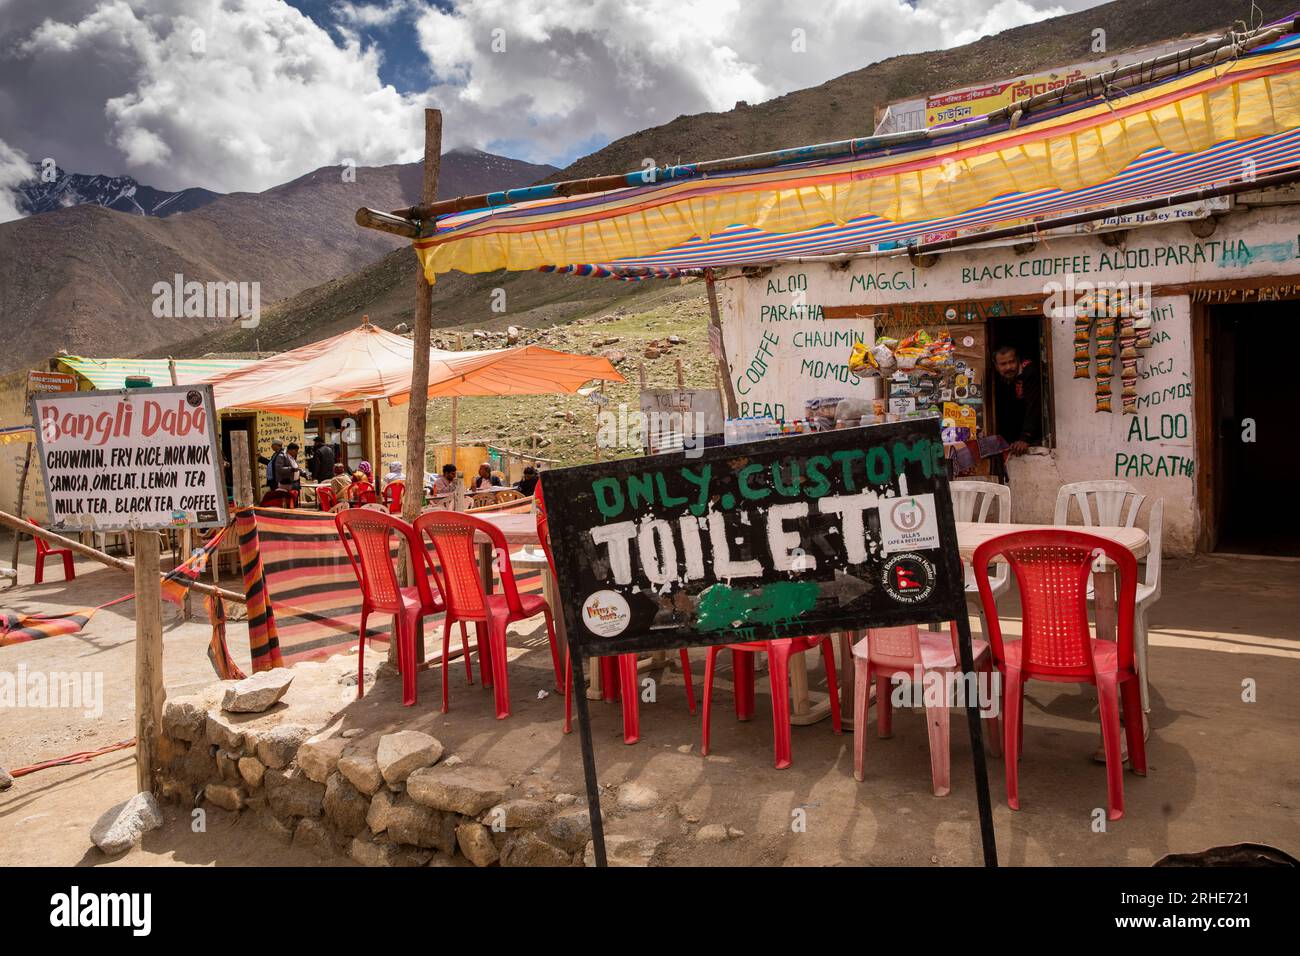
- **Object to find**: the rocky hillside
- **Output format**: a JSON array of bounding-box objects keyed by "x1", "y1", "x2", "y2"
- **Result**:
[
  {"x1": 17, "y1": 168, "x2": 222, "y2": 218},
  {"x1": 0, "y1": 149, "x2": 556, "y2": 374}
]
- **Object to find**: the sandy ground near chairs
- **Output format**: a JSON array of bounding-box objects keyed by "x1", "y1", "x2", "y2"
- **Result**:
[{"x1": 1, "y1": 535, "x2": 1297, "y2": 867}]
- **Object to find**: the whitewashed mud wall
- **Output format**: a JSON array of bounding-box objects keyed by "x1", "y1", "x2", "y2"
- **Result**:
[{"x1": 718, "y1": 204, "x2": 1300, "y2": 556}]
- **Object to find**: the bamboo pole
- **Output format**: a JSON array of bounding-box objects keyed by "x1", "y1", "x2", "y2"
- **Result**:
[
  {"x1": 705, "y1": 269, "x2": 739, "y2": 418},
  {"x1": 0, "y1": 509, "x2": 245, "y2": 603},
  {"x1": 134, "y1": 530, "x2": 164, "y2": 794},
  {"x1": 7, "y1": 442, "x2": 32, "y2": 588}
]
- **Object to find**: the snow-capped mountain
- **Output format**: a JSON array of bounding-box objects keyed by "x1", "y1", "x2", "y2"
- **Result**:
[{"x1": 17, "y1": 168, "x2": 222, "y2": 218}]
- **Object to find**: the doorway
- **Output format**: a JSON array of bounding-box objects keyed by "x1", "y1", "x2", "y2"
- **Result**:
[
  {"x1": 1207, "y1": 301, "x2": 1300, "y2": 556},
  {"x1": 220, "y1": 415, "x2": 257, "y2": 501}
]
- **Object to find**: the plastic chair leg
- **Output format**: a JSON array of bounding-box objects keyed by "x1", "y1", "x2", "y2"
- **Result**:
[
  {"x1": 1121, "y1": 676, "x2": 1148, "y2": 776},
  {"x1": 398, "y1": 610, "x2": 419, "y2": 707},
  {"x1": 853, "y1": 658, "x2": 871, "y2": 782},
  {"x1": 1004, "y1": 667, "x2": 1024, "y2": 810},
  {"x1": 600, "y1": 657, "x2": 619, "y2": 702},
  {"x1": 819, "y1": 637, "x2": 843, "y2": 735},
  {"x1": 876, "y1": 673, "x2": 893, "y2": 738},
  {"x1": 356, "y1": 607, "x2": 369, "y2": 700},
  {"x1": 62, "y1": 553, "x2": 74, "y2": 581},
  {"x1": 732, "y1": 650, "x2": 755, "y2": 721},
  {"x1": 441, "y1": 616, "x2": 454, "y2": 714},
  {"x1": 1096, "y1": 673, "x2": 1125, "y2": 820},
  {"x1": 542, "y1": 606, "x2": 564, "y2": 693},
  {"x1": 1134, "y1": 605, "x2": 1151, "y2": 714},
  {"x1": 701, "y1": 646, "x2": 719, "y2": 756},
  {"x1": 459, "y1": 621, "x2": 473, "y2": 684},
  {"x1": 679, "y1": 648, "x2": 696, "y2": 714},
  {"x1": 980, "y1": 658, "x2": 1002, "y2": 758},
  {"x1": 618, "y1": 653, "x2": 640, "y2": 745},
  {"x1": 923, "y1": 670, "x2": 952, "y2": 797},
  {"x1": 767, "y1": 643, "x2": 793, "y2": 770},
  {"x1": 34, "y1": 555, "x2": 45, "y2": 585},
  {"x1": 475, "y1": 622, "x2": 491, "y2": 687},
  {"x1": 563, "y1": 649, "x2": 572, "y2": 735},
  {"x1": 489, "y1": 617, "x2": 510, "y2": 719}
]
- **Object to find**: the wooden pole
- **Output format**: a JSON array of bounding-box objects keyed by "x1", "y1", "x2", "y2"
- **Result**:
[
  {"x1": 7, "y1": 442, "x2": 32, "y2": 588},
  {"x1": 168, "y1": 357, "x2": 192, "y2": 621},
  {"x1": 705, "y1": 269, "x2": 739, "y2": 418},
  {"x1": 675, "y1": 357, "x2": 685, "y2": 389},
  {"x1": 0, "y1": 509, "x2": 244, "y2": 603},
  {"x1": 231, "y1": 432, "x2": 254, "y2": 509},
  {"x1": 133, "y1": 529, "x2": 164, "y2": 795},
  {"x1": 370, "y1": 398, "x2": 384, "y2": 473}
]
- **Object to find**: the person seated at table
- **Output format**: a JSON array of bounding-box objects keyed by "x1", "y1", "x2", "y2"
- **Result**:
[
  {"x1": 517, "y1": 465, "x2": 540, "y2": 498},
  {"x1": 382, "y1": 461, "x2": 405, "y2": 490},
  {"x1": 346, "y1": 470, "x2": 375, "y2": 505},
  {"x1": 329, "y1": 463, "x2": 352, "y2": 501},
  {"x1": 471, "y1": 463, "x2": 501, "y2": 492},
  {"x1": 430, "y1": 463, "x2": 458, "y2": 497}
]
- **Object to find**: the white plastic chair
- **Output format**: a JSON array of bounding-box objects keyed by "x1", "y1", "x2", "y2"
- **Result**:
[
  {"x1": 1053, "y1": 480, "x2": 1145, "y2": 528},
  {"x1": 1054, "y1": 480, "x2": 1161, "y2": 714},
  {"x1": 950, "y1": 480, "x2": 1012, "y2": 639}
]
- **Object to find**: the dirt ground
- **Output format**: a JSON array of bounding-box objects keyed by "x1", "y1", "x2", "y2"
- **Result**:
[{"x1": 1, "y1": 533, "x2": 1297, "y2": 867}]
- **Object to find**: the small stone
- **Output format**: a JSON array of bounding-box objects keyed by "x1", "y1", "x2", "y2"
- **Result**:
[
  {"x1": 695, "y1": 824, "x2": 728, "y2": 843},
  {"x1": 341, "y1": 728, "x2": 364, "y2": 739},
  {"x1": 727, "y1": 826, "x2": 745, "y2": 839},
  {"x1": 456, "y1": 822, "x2": 499, "y2": 867},
  {"x1": 259, "y1": 813, "x2": 293, "y2": 845},
  {"x1": 616, "y1": 782, "x2": 659, "y2": 811},
  {"x1": 264, "y1": 769, "x2": 325, "y2": 819},
  {"x1": 442, "y1": 754, "x2": 464, "y2": 767},
  {"x1": 547, "y1": 809, "x2": 594, "y2": 852},
  {"x1": 584, "y1": 835, "x2": 660, "y2": 867},
  {"x1": 293, "y1": 818, "x2": 334, "y2": 856},
  {"x1": 238, "y1": 756, "x2": 266, "y2": 789},
  {"x1": 221, "y1": 669, "x2": 294, "y2": 713},
  {"x1": 407, "y1": 765, "x2": 509, "y2": 816},
  {"x1": 255, "y1": 725, "x2": 313, "y2": 770},
  {"x1": 643, "y1": 347, "x2": 661, "y2": 360},
  {"x1": 553, "y1": 793, "x2": 580, "y2": 806},
  {"x1": 324, "y1": 772, "x2": 370, "y2": 837},
  {"x1": 298, "y1": 733, "x2": 348, "y2": 784},
  {"x1": 90, "y1": 792, "x2": 163, "y2": 856},
  {"x1": 501, "y1": 831, "x2": 571, "y2": 867},
  {"x1": 204, "y1": 710, "x2": 245, "y2": 751},
  {"x1": 482, "y1": 799, "x2": 552, "y2": 829},
  {"x1": 0, "y1": 767, "x2": 12, "y2": 790},
  {"x1": 338, "y1": 745, "x2": 383, "y2": 796},
  {"x1": 676, "y1": 744, "x2": 693, "y2": 754},
  {"x1": 162, "y1": 696, "x2": 207, "y2": 741},
  {"x1": 507, "y1": 325, "x2": 520, "y2": 344},
  {"x1": 377, "y1": 730, "x2": 443, "y2": 786},
  {"x1": 203, "y1": 783, "x2": 245, "y2": 812},
  {"x1": 215, "y1": 749, "x2": 241, "y2": 783},
  {"x1": 393, "y1": 322, "x2": 410, "y2": 334},
  {"x1": 349, "y1": 837, "x2": 401, "y2": 868}
]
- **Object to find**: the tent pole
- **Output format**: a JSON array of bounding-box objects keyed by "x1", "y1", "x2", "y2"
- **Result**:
[
  {"x1": 705, "y1": 269, "x2": 739, "y2": 418},
  {"x1": 400, "y1": 108, "x2": 441, "y2": 661}
]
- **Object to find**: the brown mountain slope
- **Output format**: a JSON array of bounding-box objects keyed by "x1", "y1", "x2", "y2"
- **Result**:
[
  {"x1": 548, "y1": 0, "x2": 1296, "y2": 183},
  {"x1": 0, "y1": 150, "x2": 556, "y2": 372}
]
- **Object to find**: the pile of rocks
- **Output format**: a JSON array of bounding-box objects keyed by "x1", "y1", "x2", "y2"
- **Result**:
[{"x1": 155, "y1": 673, "x2": 600, "y2": 867}]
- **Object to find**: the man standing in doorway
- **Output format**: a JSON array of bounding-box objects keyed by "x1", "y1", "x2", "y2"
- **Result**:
[
  {"x1": 310, "y1": 434, "x2": 336, "y2": 482},
  {"x1": 992, "y1": 345, "x2": 1042, "y2": 455},
  {"x1": 260, "y1": 440, "x2": 286, "y2": 490}
]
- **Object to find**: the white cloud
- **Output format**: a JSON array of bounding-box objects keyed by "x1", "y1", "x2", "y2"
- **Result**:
[
  {"x1": 0, "y1": 0, "x2": 1108, "y2": 193},
  {"x1": 0, "y1": 138, "x2": 35, "y2": 223}
]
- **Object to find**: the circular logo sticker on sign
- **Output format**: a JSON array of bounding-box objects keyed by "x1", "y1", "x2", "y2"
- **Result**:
[
  {"x1": 881, "y1": 552, "x2": 937, "y2": 605},
  {"x1": 888, "y1": 497, "x2": 927, "y2": 534},
  {"x1": 581, "y1": 589, "x2": 632, "y2": 637}
]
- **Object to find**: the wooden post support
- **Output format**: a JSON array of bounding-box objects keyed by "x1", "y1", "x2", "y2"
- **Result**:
[
  {"x1": 450, "y1": 397, "x2": 459, "y2": 475},
  {"x1": 704, "y1": 269, "x2": 739, "y2": 418},
  {"x1": 133, "y1": 530, "x2": 164, "y2": 795},
  {"x1": 168, "y1": 357, "x2": 192, "y2": 620},
  {"x1": 675, "y1": 357, "x2": 685, "y2": 389},
  {"x1": 7, "y1": 441, "x2": 32, "y2": 587},
  {"x1": 230, "y1": 432, "x2": 254, "y2": 509}
]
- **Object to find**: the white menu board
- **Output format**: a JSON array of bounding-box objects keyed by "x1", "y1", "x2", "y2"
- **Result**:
[{"x1": 32, "y1": 385, "x2": 229, "y2": 532}]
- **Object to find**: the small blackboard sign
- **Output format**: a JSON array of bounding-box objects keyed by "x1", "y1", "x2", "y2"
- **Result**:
[
  {"x1": 543, "y1": 416, "x2": 997, "y2": 867},
  {"x1": 544, "y1": 418, "x2": 967, "y2": 657}
]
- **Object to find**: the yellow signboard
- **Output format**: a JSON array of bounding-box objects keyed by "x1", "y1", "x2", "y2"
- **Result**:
[{"x1": 926, "y1": 69, "x2": 1086, "y2": 127}]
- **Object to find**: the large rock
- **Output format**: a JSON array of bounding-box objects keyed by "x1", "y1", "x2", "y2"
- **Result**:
[
  {"x1": 501, "y1": 831, "x2": 572, "y2": 867},
  {"x1": 323, "y1": 772, "x2": 369, "y2": 837},
  {"x1": 90, "y1": 792, "x2": 163, "y2": 856},
  {"x1": 238, "y1": 756, "x2": 266, "y2": 789},
  {"x1": 221, "y1": 669, "x2": 294, "y2": 713},
  {"x1": 377, "y1": 731, "x2": 443, "y2": 786},
  {"x1": 162, "y1": 696, "x2": 207, "y2": 742},
  {"x1": 264, "y1": 768, "x2": 325, "y2": 819},
  {"x1": 255, "y1": 725, "x2": 312, "y2": 770},
  {"x1": 482, "y1": 799, "x2": 552, "y2": 830},
  {"x1": 204, "y1": 710, "x2": 245, "y2": 751},
  {"x1": 349, "y1": 837, "x2": 429, "y2": 868},
  {"x1": 456, "y1": 822, "x2": 499, "y2": 867},
  {"x1": 179, "y1": 741, "x2": 217, "y2": 786},
  {"x1": 298, "y1": 733, "x2": 347, "y2": 784},
  {"x1": 584, "y1": 835, "x2": 660, "y2": 867},
  {"x1": 337, "y1": 744, "x2": 383, "y2": 795},
  {"x1": 547, "y1": 809, "x2": 595, "y2": 852},
  {"x1": 379, "y1": 795, "x2": 456, "y2": 853},
  {"x1": 407, "y1": 765, "x2": 509, "y2": 816}
]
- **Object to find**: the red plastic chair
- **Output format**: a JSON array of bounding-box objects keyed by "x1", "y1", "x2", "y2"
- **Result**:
[
  {"x1": 853, "y1": 622, "x2": 1000, "y2": 796},
  {"x1": 702, "y1": 635, "x2": 842, "y2": 770},
  {"x1": 535, "y1": 482, "x2": 695, "y2": 745},
  {"x1": 259, "y1": 489, "x2": 294, "y2": 508},
  {"x1": 383, "y1": 480, "x2": 405, "y2": 514},
  {"x1": 972, "y1": 528, "x2": 1147, "y2": 820},
  {"x1": 335, "y1": 510, "x2": 445, "y2": 706},
  {"x1": 30, "y1": 520, "x2": 74, "y2": 584},
  {"x1": 414, "y1": 510, "x2": 564, "y2": 719},
  {"x1": 316, "y1": 486, "x2": 336, "y2": 511}
]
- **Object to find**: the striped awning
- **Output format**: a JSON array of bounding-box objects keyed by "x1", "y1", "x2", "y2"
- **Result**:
[
  {"x1": 57, "y1": 356, "x2": 256, "y2": 391},
  {"x1": 414, "y1": 26, "x2": 1300, "y2": 280}
]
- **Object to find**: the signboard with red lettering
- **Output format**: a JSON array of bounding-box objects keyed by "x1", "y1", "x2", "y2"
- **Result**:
[{"x1": 31, "y1": 385, "x2": 228, "y2": 531}]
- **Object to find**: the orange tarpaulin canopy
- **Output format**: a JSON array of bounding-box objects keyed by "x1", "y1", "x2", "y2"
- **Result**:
[{"x1": 201, "y1": 322, "x2": 624, "y2": 416}]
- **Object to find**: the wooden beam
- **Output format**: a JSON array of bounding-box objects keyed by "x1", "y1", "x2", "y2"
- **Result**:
[
  {"x1": 133, "y1": 529, "x2": 164, "y2": 795},
  {"x1": 705, "y1": 269, "x2": 739, "y2": 418},
  {"x1": 354, "y1": 207, "x2": 420, "y2": 239},
  {"x1": 230, "y1": 431, "x2": 254, "y2": 508}
]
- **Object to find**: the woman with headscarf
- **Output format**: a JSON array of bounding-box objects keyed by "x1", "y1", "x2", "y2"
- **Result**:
[{"x1": 382, "y1": 461, "x2": 405, "y2": 491}]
